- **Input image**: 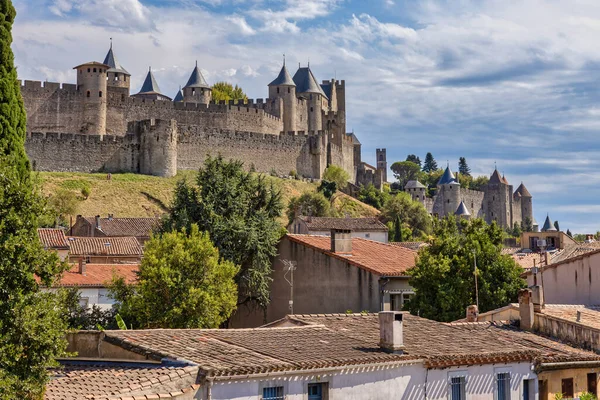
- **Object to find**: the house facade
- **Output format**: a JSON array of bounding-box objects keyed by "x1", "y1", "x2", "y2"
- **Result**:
[
  {"x1": 37, "y1": 228, "x2": 70, "y2": 260},
  {"x1": 288, "y1": 216, "x2": 389, "y2": 243},
  {"x1": 67, "y1": 236, "x2": 143, "y2": 264},
  {"x1": 70, "y1": 215, "x2": 160, "y2": 243}
]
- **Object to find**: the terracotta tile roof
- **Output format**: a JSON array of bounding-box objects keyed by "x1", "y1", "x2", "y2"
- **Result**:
[
  {"x1": 537, "y1": 305, "x2": 600, "y2": 330},
  {"x1": 48, "y1": 263, "x2": 139, "y2": 287},
  {"x1": 286, "y1": 234, "x2": 417, "y2": 276},
  {"x1": 102, "y1": 312, "x2": 600, "y2": 377},
  {"x1": 521, "y1": 245, "x2": 600, "y2": 276},
  {"x1": 511, "y1": 253, "x2": 545, "y2": 269},
  {"x1": 82, "y1": 216, "x2": 160, "y2": 237},
  {"x1": 298, "y1": 216, "x2": 388, "y2": 232},
  {"x1": 38, "y1": 228, "x2": 69, "y2": 250},
  {"x1": 389, "y1": 241, "x2": 428, "y2": 251},
  {"x1": 45, "y1": 360, "x2": 199, "y2": 400},
  {"x1": 67, "y1": 236, "x2": 143, "y2": 256}
]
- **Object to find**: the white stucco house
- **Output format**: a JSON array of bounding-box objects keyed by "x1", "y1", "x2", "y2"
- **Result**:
[{"x1": 288, "y1": 216, "x2": 389, "y2": 243}]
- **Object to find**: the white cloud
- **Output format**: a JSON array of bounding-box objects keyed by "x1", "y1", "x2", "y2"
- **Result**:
[
  {"x1": 249, "y1": 0, "x2": 342, "y2": 32},
  {"x1": 48, "y1": 0, "x2": 154, "y2": 31},
  {"x1": 225, "y1": 15, "x2": 256, "y2": 35}
]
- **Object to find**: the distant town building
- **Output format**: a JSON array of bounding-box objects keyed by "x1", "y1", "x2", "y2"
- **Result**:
[
  {"x1": 37, "y1": 228, "x2": 70, "y2": 260},
  {"x1": 69, "y1": 215, "x2": 160, "y2": 243},
  {"x1": 66, "y1": 236, "x2": 143, "y2": 264},
  {"x1": 288, "y1": 216, "x2": 389, "y2": 242}
]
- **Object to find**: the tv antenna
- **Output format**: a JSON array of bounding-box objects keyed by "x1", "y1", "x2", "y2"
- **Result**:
[{"x1": 281, "y1": 259, "x2": 297, "y2": 314}]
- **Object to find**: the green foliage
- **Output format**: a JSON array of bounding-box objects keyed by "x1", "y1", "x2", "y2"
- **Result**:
[
  {"x1": 554, "y1": 393, "x2": 563, "y2": 400},
  {"x1": 317, "y1": 180, "x2": 337, "y2": 199},
  {"x1": 458, "y1": 157, "x2": 471, "y2": 177},
  {"x1": 115, "y1": 314, "x2": 127, "y2": 330},
  {"x1": 423, "y1": 152, "x2": 438, "y2": 173},
  {"x1": 381, "y1": 192, "x2": 432, "y2": 238},
  {"x1": 390, "y1": 161, "x2": 421, "y2": 189},
  {"x1": 0, "y1": 1, "x2": 70, "y2": 396},
  {"x1": 110, "y1": 225, "x2": 239, "y2": 328},
  {"x1": 579, "y1": 392, "x2": 597, "y2": 400},
  {"x1": 162, "y1": 155, "x2": 283, "y2": 309},
  {"x1": 522, "y1": 217, "x2": 533, "y2": 232},
  {"x1": 211, "y1": 81, "x2": 247, "y2": 103},
  {"x1": 407, "y1": 217, "x2": 526, "y2": 321},
  {"x1": 573, "y1": 233, "x2": 587, "y2": 242},
  {"x1": 287, "y1": 191, "x2": 331, "y2": 224},
  {"x1": 406, "y1": 154, "x2": 421, "y2": 167},
  {"x1": 356, "y1": 183, "x2": 390, "y2": 210},
  {"x1": 48, "y1": 188, "x2": 79, "y2": 226},
  {"x1": 289, "y1": 170, "x2": 298, "y2": 180},
  {"x1": 469, "y1": 175, "x2": 489, "y2": 191},
  {"x1": 322, "y1": 165, "x2": 350, "y2": 190},
  {"x1": 81, "y1": 186, "x2": 91, "y2": 200},
  {"x1": 57, "y1": 288, "x2": 117, "y2": 330}
]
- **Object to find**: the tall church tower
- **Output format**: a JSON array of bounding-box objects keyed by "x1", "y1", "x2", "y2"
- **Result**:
[{"x1": 376, "y1": 148, "x2": 387, "y2": 183}]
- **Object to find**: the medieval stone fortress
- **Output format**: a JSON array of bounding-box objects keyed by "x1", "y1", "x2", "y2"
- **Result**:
[
  {"x1": 405, "y1": 166, "x2": 535, "y2": 229},
  {"x1": 22, "y1": 44, "x2": 385, "y2": 189}
]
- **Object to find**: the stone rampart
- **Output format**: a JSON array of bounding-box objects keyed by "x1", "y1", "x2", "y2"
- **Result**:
[{"x1": 459, "y1": 187, "x2": 485, "y2": 218}]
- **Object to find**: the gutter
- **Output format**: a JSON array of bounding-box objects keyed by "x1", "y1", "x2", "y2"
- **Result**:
[
  {"x1": 537, "y1": 360, "x2": 600, "y2": 372},
  {"x1": 209, "y1": 359, "x2": 424, "y2": 382}
]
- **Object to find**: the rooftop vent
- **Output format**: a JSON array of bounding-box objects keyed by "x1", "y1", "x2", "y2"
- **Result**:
[{"x1": 379, "y1": 311, "x2": 404, "y2": 354}]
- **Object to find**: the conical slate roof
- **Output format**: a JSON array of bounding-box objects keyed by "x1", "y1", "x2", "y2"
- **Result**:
[
  {"x1": 293, "y1": 67, "x2": 328, "y2": 98},
  {"x1": 137, "y1": 68, "x2": 162, "y2": 95},
  {"x1": 502, "y1": 174, "x2": 509, "y2": 185},
  {"x1": 489, "y1": 169, "x2": 503, "y2": 184},
  {"x1": 541, "y1": 215, "x2": 557, "y2": 232},
  {"x1": 173, "y1": 87, "x2": 184, "y2": 102},
  {"x1": 405, "y1": 180, "x2": 426, "y2": 189},
  {"x1": 454, "y1": 201, "x2": 471, "y2": 216},
  {"x1": 102, "y1": 45, "x2": 130, "y2": 75},
  {"x1": 515, "y1": 182, "x2": 532, "y2": 197},
  {"x1": 184, "y1": 63, "x2": 209, "y2": 89},
  {"x1": 269, "y1": 64, "x2": 295, "y2": 86},
  {"x1": 438, "y1": 166, "x2": 456, "y2": 185}
]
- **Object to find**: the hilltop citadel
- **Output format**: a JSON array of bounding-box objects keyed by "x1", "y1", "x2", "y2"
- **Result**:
[{"x1": 21, "y1": 43, "x2": 533, "y2": 229}]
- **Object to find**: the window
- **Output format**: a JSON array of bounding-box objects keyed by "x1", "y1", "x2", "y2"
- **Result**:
[
  {"x1": 263, "y1": 386, "x2": 284, "y2": 400},
  {"x1": 449, "y1": 376, "x2": 466, "y2": 400},
  {"x1": 310, "y1": 107, "x2": 314, "y2": 112},
  {"x1": 539, "y1": 380, "x2": 548, "y2": 400},
  {"x1": 277, "y1": 87, "x2": 280, "y2": 94},
  {"x1": 523, "y1": 379, "x2": 534, "y2": 400},
  {"x1": 588, "y1": 373, "x2": 597, "y2": 397},
  {"x1": 390, "y1": 292, "x2": 414, "y2": 311},
  {"x1": 365, "y1": 233, "x2": 370, "y2": 238},
  {"x1": 561, "y1": 378, "x2": 574, "y2": 398},
  {"x1": 497, "y1": 372, "x2": 510, "y2": 400},
  {"x1": 93, "y1": 68, "x2": 97, "y2": 73},
  {"x1": 308, "y1": 383, "x2": 326, "y2": 400},
  {"x1": 99, "y1": 91, "x2": 102, "y2": 98},
  {"x1": 79, "y1": 297, "x2": 89, "y2": 308},
  {"x1": 86, "y1": 91, "x2": 91, "y2": 98},
  {"x1": 87, "y1": 68, "x2": 91, "y2": 73},
  {"x1": 288, "y1": 87, "x2": 290, "y2": 93}
]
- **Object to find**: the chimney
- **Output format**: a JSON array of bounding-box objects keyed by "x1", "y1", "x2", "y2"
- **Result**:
[
  {"x1": 466, "y1": 305, "x2": 479, "y2": 322},
  {"x1": 530, "y1": 267, "x2": 544, "y2": 312},
  {"x1": 379, "y1": 311, "x2": 404, "y2": 353},
  {"x1": 95, "y1": 215, "x2": 101, "y2": 230},
  {"x1": 577, "y1": 310, "x2": 582, "y2": 323},
  {"x1": 330, "y1": 229, "x2": 352, "y2": 254},
  {"x1": 78, "y1": 258, "x2": 86, "y2": 276},
  {"x1": 519, "y1": 288, "x2": 534, "y2": 330},
  {"x1": 108, "y1": 213, "x2": 113, "y2": 221}
]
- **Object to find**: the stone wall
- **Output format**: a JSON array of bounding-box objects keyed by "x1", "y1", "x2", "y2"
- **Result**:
[{"x1": 459, "y1": 188, "x2": 485, "y2": 218}]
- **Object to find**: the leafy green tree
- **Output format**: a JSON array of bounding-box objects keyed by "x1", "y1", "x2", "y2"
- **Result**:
[
  {"x1": 423, "y1": 152, "x2": 438, "y2": 173},
  {"x1": 407, "y1": 217, "x2": 526, "y2": 321},
  {"x1": 211, "y1": 82, "x2": 247, "y2": 103},
  {"x1": 554, "y1": 220, "x2": 560, "y2": 231},
  {"x1": 390, "y1": 161, "x2": 421, "y2": 189},
  {"x1": 287, "y1": 191, "x2": 331, "y2": 224},
  {"x1": 110, "y1": 225, "x2": 239, "y2": 328},
  {"x1": 381, "y1": 192, "x2": 432, "y2": 238},
  {"x1": 0, "y1": 1, "x2": 69, "y2": 396},
  {"x1": 522, "y1": 217, "x2": 533, "y2": 233},
  {"x1": 317, "y1": 180, "x2": 337, "y2": 199},
  {"x1": 458, "y1": 157, "x2": 471, "y2": 177},
  {"x1": 162, "y1": 155, "x2": 283, "y2": 309},
  {"x1": 406, "y1": 154, "x2": 421, "y2": 167},
  {"x1": 57, "y1": 288, "x2": 117, "y2": 330},
  {"x1": 469, "y1": 175, "x2": 489, "y2": 191},
  {"x1": 512, "y1": 222, "x2": 522, "y2": 238},
  {"x1": 322, "y1": 165, "x2": 350, "y2": 190},
  {"x1": 356, "y1": 183, "x2": 389, "y2": 210},
  {"x1": 393, "y1": 215, "x2": 403, "y2": 242},
  {"x1": 48, "y1": 188, "x2": 79, "y2": 226}
]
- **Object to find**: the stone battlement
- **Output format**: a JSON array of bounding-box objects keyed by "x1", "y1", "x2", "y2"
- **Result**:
[{"x1": 21, "y1": 80, "x2": 78, "y2": 92}]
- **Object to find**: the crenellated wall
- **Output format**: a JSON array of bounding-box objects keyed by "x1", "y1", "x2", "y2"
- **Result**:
[{"x1": 459, "y1": 188, "x2": 485, "y2": 218}]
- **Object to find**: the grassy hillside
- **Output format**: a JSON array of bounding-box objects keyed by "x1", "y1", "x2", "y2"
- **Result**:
[{"x1": 39, "y1": 172, "x2": 378, "y2": 226}]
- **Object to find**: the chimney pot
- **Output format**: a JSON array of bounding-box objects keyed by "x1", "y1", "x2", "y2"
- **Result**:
[
  {"x1": 577, "y1": 310, "x2": 582, "y2": 322},
  {"x1": 330, "y1": 229, "x2": 352, "y2": 254},
  {"x1": 519, "y1": 288, "x2": 534, "y2": 330},
  {"x1": 466, "y1": 305, "x2": 478, "y2": 322},
  {"x1": 95, "y1": 215, "x2": 101, "y2": 230},
  {"x1": 379, "y1": 311, "x2": 404, "y2": 353},
  {"x1": 78, "y1": 258, "x2": 86, "y2": 276}
]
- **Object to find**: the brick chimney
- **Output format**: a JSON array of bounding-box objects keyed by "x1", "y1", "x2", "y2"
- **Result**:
[
  {"x1": 78, "y1": 258, "x2": 86, "y2": 276},
  {"x1": 519, "y1": 288, "x2": 534, "y2": 330},
  {"x1": 466, "y1": 305, "x2": 479, "y2": 322},
  {"x1": 330, "y1": 229, "x2": 352, "y2": 254},
  {"x1": 379, "y1": 311, "x2": 404, "y2": 353},
  {"x1": 95, "y1": 215, "x2": 101, "y2": 230}
]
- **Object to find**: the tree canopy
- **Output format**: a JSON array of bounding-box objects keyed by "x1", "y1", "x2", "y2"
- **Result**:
[
  {"x1": 211, "y1": 82, "x2": 247, "y2": 103},
  {"x1": 381, "y1": 192, "x2": 432, "y2": 239},
  {"x1": 161, "y1": 155, "x2": 284, "y2": 309},
  {"x1": 407, "y1": 217, "x2": 525, "y2": 322},
  {"x1": 423, "y1": 152, "x2": 438, "y2": 173},
  {"x1": 110, "y1": 225, "x2": 239, "y2": 328},
  {"x1": 287, "y1": 191, "x2": 331, "y2": 224},
  {"x1": 458, "y1": 157, "x2": 471, "y2": 177},
  {"x1": 390, "y1": 161, "x2": 421, "y2": 189},
  {"x1": 406, "y1": 154, "x2": 421, "y2": 167},
  {"x1": 0, "y1": 1, "x2": 69, "y2": 396},
  {"x1": 356, "y1": 183, "x2": 390, "y2": 210},
  {"x1": 322, "y1": 165, "x2": 350, "y2": 190}
]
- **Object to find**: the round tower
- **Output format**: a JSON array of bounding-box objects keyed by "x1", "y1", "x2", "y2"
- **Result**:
[
  {"x1": 516, "y1": 182, "x2": 533, "y2": 224},
  {"x1": 292, "y1": 65, "x2": 326, "y2": 132},
  {"x1": 268, "y1": 62, "x2": 296, "y2": 132},
  {"x1": 103, "y1": 42, "x2": 131, "y2": 95},
  {"x1": 182, "y1": 62, "x2": 211, "y2": 104},
  {"x1": 74, "y1": 61, "x2": 108, "y2": 135},
  {"x1": 437, "y1": 165, "x2": 460, "y2": 216}
]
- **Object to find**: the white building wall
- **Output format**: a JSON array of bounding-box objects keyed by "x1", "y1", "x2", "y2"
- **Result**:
[
  {"x1": 201, "y1": 361, "x2": 536, "y2": 400},
  {"x1": 309, "y1": 230, "x2": 388, "y2": 243},
  {"x1": 42, "y1": 287, "x2": 116, "y2": 310}
]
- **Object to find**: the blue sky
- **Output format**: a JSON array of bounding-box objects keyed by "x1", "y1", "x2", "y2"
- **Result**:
[{"x1": 12, "y1": 0, "x2": 600, "y2": 233}]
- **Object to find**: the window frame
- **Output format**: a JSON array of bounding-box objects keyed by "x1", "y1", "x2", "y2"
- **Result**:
[
  {"x1": 448, "y1": 370, "x2": 468, "y2": 400},
  {"x1": 494, "y1": 367, "x2": 512, "y2": 400},
  {"x1": 262, "y1": 386, "x2": 284, "y2": 400},
  {"x1": 306, "y1": 381, "x2": 329, "y2": 400}
]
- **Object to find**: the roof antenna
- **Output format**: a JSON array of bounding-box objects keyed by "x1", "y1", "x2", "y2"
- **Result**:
[
  {"x1": 494, "y1": 161, "x2": 497, "y2": 170},
  {"x1": 283, "y1": 53, "x2": 286, "y2": 66},
  {"x1": 195, "y1": 60, "x2": 198, "y2": 67},
  {"x1": 110, "y1": 37, "x2": 113, "y2": 49},
  {"x1": 308, "y1": 58, "x2": 310, "y2": 68}
]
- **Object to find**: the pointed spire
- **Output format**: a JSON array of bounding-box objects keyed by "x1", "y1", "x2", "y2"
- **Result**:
[
  {"x1": 292, "y1": 65, "x2": 327, "y2": 98},
  {"x1": 541, "y1": 214, "x2": 557, "y2": 232},
  {"x1": 438, "y1": 165, "x2": 457, "y2": 185},
  {"x1": 489, "y1": 168, "x2": 503, "y2": 184},
  {"x1": 454, "y1": 201, "x2": 471, "y2": 217},
  {"x1": 103, "y1": 40, "x2": 130, "y2": 75},
  {"x1": 183, "y1": 63, "x2": 209, "y2": 89},
  {"x1": 173, "y1": 86, "x2": 184, "y2": 102},
  {"x1": 137, "y1": 67, "x2": 162, "y2": 95},
  {"x1": 515, "y1": 182, "x2": 532, "y2": 197},
  {"x1": 269, "y1": 63, "x2": 295, "y2": 87}
]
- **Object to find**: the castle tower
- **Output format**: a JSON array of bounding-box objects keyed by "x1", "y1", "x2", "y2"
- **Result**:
[
  {"x1": 515, "y1": 182, "x2": 533, "y2": 225},
  {"x1": 454, "y1": 201, "x2": 471, "y2": 220},
  {"x1": 405, "y1": 180, "x2": 426, "y2": 203},
  {"x1": 268, "y1": 61, "x2": 296, "y2": 132},
  {"x1": 136, "y1": 119, "x2": 178, "y2": 178},
  {"x1": 437, "y1": 165, "x2": 461, "y2": 216},
  {"x1": 103, "y1": 42, "x2": 130, "y2": 95},
  {"x1": 173, "y1": 86, "x2": 184, "y2": 102},
  {"x1": 74, "y1": 61, "x2": 109, "y2": 135},
  {"x1": 376, "y1": 148, "x2": 387, "y2": 183},
  {"x1": 132, "y1": 68, "x2": 172, "y2": 101},
  {"x1": 483, "y1": 168, "x2": 512, "y2": 228},
  {"x1": 182, "y1": 62, "x2": 211, "y2": 104},
  {"x1": 293, "y1": 65, "x2": 327, "y2": 132}
]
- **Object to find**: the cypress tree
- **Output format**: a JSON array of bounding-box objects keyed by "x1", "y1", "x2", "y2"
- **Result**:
[
  {"x1": 0, "y1": 1, "x2": 68, "y2": 396},
  {"x1": 423, "y1": 152, "x2": 438, "y2": 173},
  {"x1": 394, "y1": 215, "x2": 403, "y2": 242}
]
